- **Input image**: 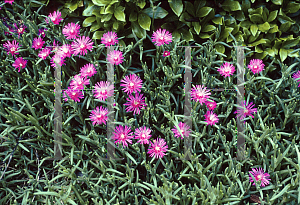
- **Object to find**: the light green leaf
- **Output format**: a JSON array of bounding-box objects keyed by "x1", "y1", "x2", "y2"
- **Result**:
[
  {"x1": 193, "y1": 22, "x2": 201, "y2": 35},
  {"x1": 131, "y1": 21, "x2": 146, "y2": 38},
  {"x1": 83, "y1": 17, "x2": 96, "y2": 27},
  {"x1": 267, "y1": 10, "x2": 278, "y2": 22},
  {"x1": 271, "y1": 0, "x2": 283, "y2": 5},
  {"x1": 250, "y1": 24, "x2": 258, "y2": 36},
  {"x1": 83, "y1": 5, "x2": 96, "y2": 16},
  {"x1": 114, "y1": 6, "x2": 126, "y2": 22},
  {"x1": 202, "y1": 25, "x2": 216, "y2": 32},
  {"x1": 222, "y1": 0, "x2": 241, "y2": 12},
  {"x1": 215, "y1": 44, "x2": 225, "y2": 53},
  {"x1": 113, "y1": 21, "x2": 118, "y2": 30},
  {"x1": 282, "y1": 37, "x2": 300, "y2": 48},
  {"x1": 142, "y1": 6, "x2": 168, "y2": 19},
  {"x1": 258, "y1": 22, "x2": 270, "y2": 32},
  {"x1": 92, "y1": 0, "x2": 111, "y2": 6},
  {"x1": 90, "y1": 22, "x2": 101, "y2": 32},
  {"x1": 279, "y1": 21, "x2": 292, "y2": 32},
  {"x1": 197, "y1": 7, "x2": 212, "y2": 18},
  {"x1": 279, "y1": 48, "x2": 288, "y2": 62},
  {"x1": 169, "y1": 0, "x2": 183, "y2": 17},
  {"x1": 251, "y1": 38, "x2": 267, "y2": 46},
  {"x1": 137, "y1": 1, "x2": 146, "y2": 9},
  {"x1": 138, "y1": 13, "x2": 151, "y2": 31},
  {"x1": 269, "y1": 24, "x2": 279, "y2": 33},
  {"x1": 270, "y1": 184, "x2": 290, "y2": 201},
  {"x1": 249, "y1": 14, "x2": 262, "y2": 23},
  {"x1": 286, "y1": 2, "x2": 300, "y2": 13},
  {"x1": 92, "y1": 31, "x2": 105, "y2": 39},
  {"x1": 212, "y1": 17, "x2": 223, "y2": 25}
]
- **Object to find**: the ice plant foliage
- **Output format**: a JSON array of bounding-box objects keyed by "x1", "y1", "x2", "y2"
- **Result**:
[
  {"x1": 80, "y1": 63, "x2": 97, "y2": 78},
  {"x1": 249, "y1": 167, "x2": 271, "y2": 187},
  {"x1": 204, "y1": 111, "x2": 219, "y2": 126},
  {"x1": 123, "y1": 92, "x2": 147, "y2": 115},
  {"x1": 107, "y1": 50, "x2": 124, "y2": 65},
  {"x1": 147, "y1": 138, "x2": 168, "y2": 159},
  {"x1": 3, "y1": 40, "x2": 20, "y2": 56},
  {"x1": 171, "y1": 122, "x2": 191, "y2": 139},
  {"x1": 134, "y1": 126, "x2": 152, "y2": 145},
  {"x1": 191, "y1": 85, "x2": 211, "y2": 105},
  {"x1": 163, "y1": 50, "x2": 170, "y2": 57},
  {"x1": 248, "y1": 59, "x2": 265, "y2": 74},
  {"x1": 12, "y1": 57, "x2": 27, "y2": 72},
  {"x1": 113, "y1": 125, "x2": 134, "y2": 148},
  {"x1": 292, "y1": 70, "x2": 300, "y2": 87},
  {"x1": 234, "y1": 100, "x2": 257, "y2": 123},
  {"x1": 120, "y1": 74, "x2": 143, "y2": 95},
  {"x1": 62, "y1": 22, "x2": 80, "y2": 39},
  {"x1": 151, "y1": 28, "x2": 173, "y2": 46},
  {"x1": 101, "y1": 31, "x2": 118, "y2": 47},
  {"x1": 32, "y1": 37, "x2": 45, "y2": 50},
  {"x1": 89, "y1": 106, "x2": 108, "y2": 126},
  {"x1": 218, "y1": 62, "x2": 235, "y2": 77},
  {"x1": 93, "y1": 81, "x2": 114, "y2": 101},
  {"x1": 38, "y1": 48, "x2": 51, "y2": 60},
  {"x1": 45, "y1": 10, "x2": 63, "y2": 25},
  {"x1": 71, "y1": 36, "x2": 94, "y2": 56}
]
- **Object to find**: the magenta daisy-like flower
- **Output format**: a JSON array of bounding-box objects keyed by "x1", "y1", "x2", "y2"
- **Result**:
[
  {"x1": 163, "y1": 50, "x2": 170, "y2": 57},
  {"x1": 71, "y1": 36, "x2": 94, "y2": 56},
  {"x1": 205, "y1": 100, "x2": 217, "y2": 111},
  {"x1": 234, "y1": 100, "x2": 257, "y2": 123},
  {"x1": 107, "y1": 50, "x2": 124, "y2": 65},
  {"x1": 64, "y1": 87, "x2": 84, "y2": 102},
  {"x1": 12, "y1": 57, "x2": 27, "y2": 72},
  {"x1": 89, "y1": 106, "x2": 108, "y2": 126},
  {"x1": 13, "y1": 23, "x2": 27, "y2": 37},
  {"x1": 4, "y1": 0, "x2": 14, "y2": 5},
  {"x1": 151, "y1": 28, "x2": 173, "y2": 46},
  {"x1": 3, "y1": 40, "x2": 20, "y2": 56},
  {"x1": 38, "y1": 47, "x2": 51, "y2": 60},
  {"x1": 62, "y1": 22, "x2": 80, "y2": 40},
  {"x1": 113, "y1": 125, "x2": 134, "y2": 148},
  {"x1": 147, "y1": 138, "x2": 168, "y2": 159},
  {"x1": 204, "y1": 111, "x2": 219, "y2": 126},
  {"x1": 93, "y1": 81, "x2": 114, "y2": 101},
  {"x1": 191, "y1": 85, "x2": 211, "y2": 105},
  {"x1": 70, "y1": 74, "x2": 90, "y2": 90},
  {"x1": 120, "y1": 73, "x2": 143, "y2": 95},
  {"x1": 101, "y1": 31, "x2": 119, "y2": 47},
  {"x1": 124, "y1": 92, "x2": 147, "y2": 115},
  {"x1": 80, "y1": 63, "x2": 97, "y2": 78},
  {"x1": 45, "y1": 10, "x2": 63, "y2": 25},
  {"x1": 292, "y1": 70, "x2": 300, "y2": 87},
  {"x1": 249, "y1": 167, "x2": 271, "y2": 187},
  {"x1": 50, "y1": 54, "x2": 66, "y2": 68},
  {"x1": 38, "y1": 28, "x2": 47, "y2": 38},
  {"x1": 171, "y1": 122, "x2": 191, "y2": 139},
  {"x1": 57, "y1": 44, "x2": 73, "y2": 58},
  {"x1": 32, "y1": 37, "x2": 45, "y2": 50},
  {"x1": 218, "y1": 62, "x2": 235, "y2": 77},
  {"x1": 248, "y1": 59, "x2": 265, "y2": 74},
  {"x1": 134, "y1": 126, "x2": 152, "y2": 145}
]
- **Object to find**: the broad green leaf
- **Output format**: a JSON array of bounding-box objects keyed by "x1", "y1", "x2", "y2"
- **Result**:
[
  {"x1": 90, "y1": 22, "x2": 101, "y2": 32},
  {"x1": 215, "y1": 44, "x2": 225, "y2": 53},
  {"x1": 286, "y1": 2, "x2": 300, "y2": 13},
  {"x1": 138, "y1": 13, "x2": 151, "y2": 31},
  {"x1": 65, "y1": 2, "x2": 78, "y2": 12},
  {"x1": 267, "y1": 10, "x2": 278, "y2": 22},
  {"x1": 220, "y1": 27, "x2": 234, "y2": 40},
  {"x1": 258, "y1": 22, "x2": 270, "y2": 32},
  {"x1": 251, "y1": 38, "x2": 266, "y2": 46},
  {"x1": 101, "y1": 14, "x2": 112, "y2": 22},
  {"x1": 92, "y1": 31, "x2": 105, "y2": 40},
  {"x1": 287, "y1": 49, "x2": 300, "y2": 57},
  {"x1": 271, "y1": 0, "x2": 283, "y2": 5},
  {"x1": 172, "y1": 30, "x2": 181, "y2": 42},
  {"x1": 249, "y1": 14, "x2": 262, "y2": 23},
  {"x1": 113, "y1": 21, "x2": 118, "y2": 30},
  {"x1": 185, "y1": 1, "x2": 195, "y2": 16},
  {"x1": 222, "y1": 0, "x2": 241, "y2": 12},
  {"x1": 202, "y1": 25, "x2": 216, "y2": 32},
  {"x1": 279, "y1": 21, "x2": 292, "y2": 32},
  {"x1": 169, "y1": 0, "x2": 183, "y2": 17},
  {"x1": 114, "y1": 6, "x2": 126, "y2": 22},
  {"x1": 104, "y1": 4, "x2": 115, "y2": 14},
  {"x1": 197, "y1": 7, "x2": 212, "y2": 18},
  {"x1": 131, "y1": 21, "x2": 146, "y2": 38},
  {"x1": 83, "y1": 5, "x2": 96, "y2": 16},
  {"x1": 282, "y1": 37, "x2": 300, "y2": 48},
  {"x1": 193, "y1": 22, "x2": 201, "y2": 35},
  {"x1": 265, "y1": 47, "x2": 278, "y2": 57},
  {"x1": 279, "y1": 48, "x2": 288, "y2": 62},
  {"x1": 92, "y1": 0, "x2": 112, "y2": 6},
  {"x1": 269, "y1": 24, "x2": 279, "y2": 33},
  {"x1": 212, "y1": 17, "x2": 223, "y2": 25},
  {"x1": 180, "y1": 28, "x2": 193, "y2": 41},
  {"x1": 142, "y1": 7, "x2": 168, "y2": 19},
  {"x1": 129, "y1": 12, "x2": 137, "y2": 21},
  {"x1": 137, "y1": 1, "x2": 146, "y2": 9},
  {"x1": 250, "y1": 24, "x2": 258, "y2": 36},
  {"x1": 83, "y1": 17, "x2": 95, "y2": 27}
]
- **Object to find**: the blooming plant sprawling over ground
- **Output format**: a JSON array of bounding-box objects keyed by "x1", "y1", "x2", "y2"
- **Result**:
[
  {"x1": 101, "y1": 31, "x2": 118, "y2": 47},
  {"x1": 120, "y1": 73, "x2": 143, "y2": 95},
  {"x1": 151, "y1": 28, "x2": 173, "y2": 46},
  {"x1": 248, "y1": 59, "x2": 265, "y2": 74},
  {"x1": 171, "y1": 122, "x2": 191, "y2": 139},
  {"x1": 249, "y1": 167, "x2": 271, "y2": 187},
  {"x1": 113, "y1": 125, "x2": 134, "y2": 148},
  {"x1": 234, "y1": 100, "x2": 258, "y2": 123},
  {"x1": 218, "y1": 62, "x2": 235, "y2": 77},
  {"x1": 191, "y1": 85, "x2": 211, "y2": 105},
  {"x1": 147, "y1": 138, "x2": 168, "y2": 159}
]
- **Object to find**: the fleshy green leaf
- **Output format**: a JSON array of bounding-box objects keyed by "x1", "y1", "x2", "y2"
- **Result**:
[
  {"x1": 90, "y1": 22, "x2": 101, "y2": 32},
  {"x1": 258, "y1": 22, "x2": 270, "y2": 32},
  {"x1": 271, "y1": 0, "x2": 283, "y2": 5},
  {"x1": 279, "y1": 48, "x2": 288, "y2": 62},
  {"x1": 279, "y1": 21, "x2": 292, "y2": 32},
  {"x1": 92, "y1": 0, "x2": 114, "y2": 6},
  {"x1": 251, "y1": 38, "x2": 266, "y2": 46},
  {"x1": 83, "y1": 5, "x2": 96, "y2": 16},
  {"x1": 193, "y1": 22, "x2": 201, "y2": 35},
  {"x1": 250, "y1": 24, "x2": 258, "y2": 36},
  {"x1": 249, "y1": 14, "x2": 263, "y2": 23},
  {"x1": 131, "y1": 21, "x2": 146, "y2": 38},
  {"x1": 215, "y1": 44, "x2": 225, "y2": 53},
  {"x1": 142, "y1": 6, "x2": 168, "y2": 19},
  {"x1": 197, "y1": 7, "x2": 212, "y2": 18},
  {"x1": 222, "y1": 0, "x2": 241, "y2": 12},
  {"x1": 129, "y1": 12, "x2": 137, "y2": 21},
  {"x1": 169, "y1": 0, "x2": 183, "y2": 17},
  {"x1": 286, "y1": 2, "x2": 300, "y2": 13},
  {"x1": 212, "y1": 17, "x2": 223, "y2": 25},
  {"x1": 202, "y1": 25, "x2": 216, "y2": 32},
  {"x1": 267, "y1": 10, "x2": 278, "y2": 22},
  {"x1": 138, "y1": 13, "x2": 151, "y2": 31},
  {"x1": 92, "y1": 31, "x2": 105, "y2": 40},
  {"x1": 83, "y1": 17, "x2": 96, "y2": 27},
  {"x1": 180, "y1": 28, "x2": 193, "y2": 41},
  {"x1": 114, "y1": 6, "x2": 126, "y2": 22}
]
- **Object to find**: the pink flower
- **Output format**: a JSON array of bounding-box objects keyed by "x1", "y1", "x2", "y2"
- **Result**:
[
  {"x1": 292, "y1": 70, "x2": 300, "y2": 87},
  {"x1": 151, "y1": 28, "x2": 172, "y2": 46},
  {"x1": 205, "y1": 100, "x2": 217, "y2": 111},
  {"x1": 191, "y1": 85, "x2": 211, "y2": 105},
  {"x1": 12, "y1": 57, "x2": 27, "y2": 72},
  {"x1": 38, "y1": 28, "x2": 47, "y2": 38},
  {"x1": 124, "y1": 92, "x2": 147, "y2": 115},
  {"x1": 51, "y1": 39, "x2": 61, "y2": 53},
  {"x1": 4, "y1": 26, "x2": 15, "y2": 35},
  {"x1": 218, "y1": 62, "x2": 235, "y2": 77},
  {"x1": 163, "y1": 50, "x2": 170, "y2": 57},
  {"x1": 171, "y1": 122, "x2": 191, "y2": 139},
  {"x1": 234, "y1": 100, "x2": 257, "y2": 123},
  {"x1": 45, "y1": 10, "x2": 63, "y2": 25},
  {"x1": 38, "y1": 48, "x2": 51, "y2": 60},
  {"x1": 147, "y1": 138, "x2": 168, "y2": 159},
  {"x1": 107, "y1": 50, "x2": 124, "y2": 65},
  {"x1": 89, "y1": 106, "x2": 108, "y2": 126},
  {"x1": 101, "y1": 31, "x2": 119, "y2": 47},
  {"x1": 134, "y1": 126, "x2": 152, "y2": 145},
  {"x1": 80, "y1": 63, "x2": 97, "y2": 78},
  {"x1": 120, "y1": 73, "x2": 143, "y2": 95},
  {"x1": 50, "y1": 54, "x2": 66, "y2": 68},
  {"x1": 3, "y1": 40, "x2": 20, "y2": 56},
  {"x1": 204, "y1": 111, "x2": 219, "y2": 126},
  {"x1": 13, "y1": 23, "x2": 27, "y2": 37},
  {"x1": 57, "y1": 44, "x2": 73, "y2": 58},
  {"x1": 4, "y1": 0, "x2": 14, "y2": 5},
  {"x1": 93, "y1": 81, "x2": 114, "y2": 101},
  {"x1": 112, "y1": 125, "x2": 134, "y2": 148},
  {"x1": 32, "y1": 37, "x2": 45, "y2": 50},
  {"x1": 64, "y1": 87, "x2": 84, "y2": 102},
  {"x1": 70, "y1": 74, "x2": 90, "y2": 90},
  {"x1": 62, "y1": 22, "x2": 80, "y2": 40},
  {"x1": 247, "y1": 59, "x2": 265, "y2": 74},
  {"x1": 71, "y1": 36, "x2": 94, "y2": 56},
  {"x1": 249, "y1": 167, "x2": 271, "y2": 187}
]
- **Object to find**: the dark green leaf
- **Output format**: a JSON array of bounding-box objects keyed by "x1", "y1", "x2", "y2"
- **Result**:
[
  {"x1": 114, "y1": 6, "x2": 126, "y2": 22},
  {"x1": 249, "y1": 14, "x2": 263, "y2": 23},
  {"x1": 131, "y1": 21, "x2": 146, "y2": 38},
  {"x1": 169, "y1": 0, "x2": 183, "y2": 17},
  {"x1": 251, "y1": 38, "x2": 267, "y2": 46},
  {"x1": 258, "y1": 22, "x2": 270, "y2": 32},
  {"x1": 83, "y1": 17, "x2": 96, "y2": 27},
  {"x1": 267, "y1": 10, "x2": 278, "y2": 22},
  {"x1": 92, "y1": 31, "x2": 105, "y2": 40},
  {"x1": 286, "y1": 2, "x2": 300, "y2": 13},
  {"x1": 279, "y1": 48, "x2": 288, "y2": 62},
  {"x1": 113, "y1": 21, "x2": 119, "y2": 30},
  {"x1": 138, "y1": 13, "x2": 151, "y2": 31},
  {"x1": 90, "y1": 22, "x2": 101, "y2": 32},
  {"x1": 250, "y1": 24, "x2": 258, "y2": 36},
  {"x1": 282, "y1": 37, "x2": 300, "y2": 48},
  {"x1": 180, "y1": 28, "x2": 193, "y2": 41},
  {"x1": 222, "y1": 0, "x2": 241, "y2": 12},
  {"x1": 129, "y1": 12, "x2": 137, "y2": 21},
  {"x1": 193, "y1": 22, "x2": 201, "y2": 34},
  {"x1": 185, "y1": 1, "x2": 195, "y2": 16},
  {"x1": 215, "y1": 44, "x2": 225, "y2": 53},
  {"x1": 142, "y1": 7, "x2": 168, "y2": 19},
  {"x1": 197, "y1": 7, "x2": 212, "y2": 18},
  {"x1": 83, "y1": 5, "x2": 96, "y2": 16},
  {"x1": 271, "y1": 0, "x2": 283, "y2": 5},
  {"x1": 280, "y1": 21, "x2": 292, "y2": 32},
  {"x1": 202, "y1": 25, "x2": 216, "y2": 32}
]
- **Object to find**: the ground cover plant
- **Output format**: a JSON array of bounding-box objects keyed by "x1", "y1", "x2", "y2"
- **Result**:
[{"x1": 0, "y1": 0, "x2": 300, "y2": 204}]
